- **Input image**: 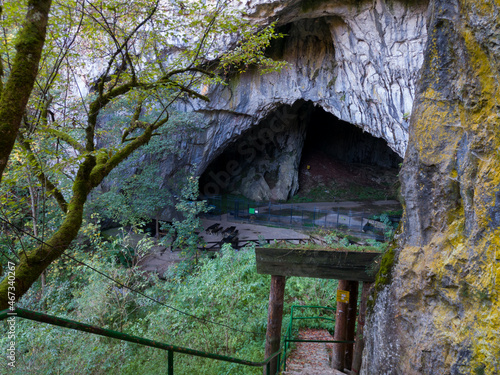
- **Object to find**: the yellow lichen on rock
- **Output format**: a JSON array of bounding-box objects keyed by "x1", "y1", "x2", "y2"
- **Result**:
[
  {"x1": 465, "y1": 241, "x2": 500, "y2": 372},
  {"x1": 363, "y1": 1, "x2": 500, "y2": 373}
]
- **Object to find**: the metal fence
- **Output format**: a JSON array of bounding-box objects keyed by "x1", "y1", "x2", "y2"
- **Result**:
[
  {"x1": 201, "y1": 196, "x2": 398, "y2": 240},
  {"x1": 1, "y1": 308, "x2": 281, "y2": 375}
]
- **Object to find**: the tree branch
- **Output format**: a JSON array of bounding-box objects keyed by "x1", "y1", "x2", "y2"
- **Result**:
[
  {"x1": 18, "y1": 133, "x2": 68, "y2": 213},
  {"x1": 90, "y1": 119, "x2": 165, "y2": 187},
  {"x1": 86, "y1": 81, "x2": 136, "y2": 152},
  {"x1": 90, "y1": 0, "x2": 161, "y2": 96},
  {"x1": 0, "y1": 153, "x2": 95, "y2": 310},
  {"x1": 170, "y1": 81, "x2": 210, "y2": 102},
  {"x1": 120, "y1": 100, "x2": 143, "y2": 140},
  {"x1": 43, "y1": 128, "x2": 85, "y2": 153},
  {"x1": 161, "y1": 67, "x2": 215, "y2": 81}
]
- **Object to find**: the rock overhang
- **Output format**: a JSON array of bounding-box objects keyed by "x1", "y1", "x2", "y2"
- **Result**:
[{"x1": 194, "y1": 0, "x2": 429, "y2": 175}]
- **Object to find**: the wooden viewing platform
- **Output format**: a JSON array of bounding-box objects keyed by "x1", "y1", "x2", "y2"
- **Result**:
[{"x1": 255, "y1": 247, "x2": 381, "y2": 282}]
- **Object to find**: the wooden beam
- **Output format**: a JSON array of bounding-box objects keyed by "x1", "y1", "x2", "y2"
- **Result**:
[
  {"x1": 332, "y1": 280, "x2": 349, "y2": 370},
  {"x1": 345, "y1": 280, "x2": 359, "y2": 370},
  {"x1": 264, "y1": 275, "x2": 286, "y2": 375},
  {"x1": 255, "y1": 248, "x2": 380, "y2": 282},
  {"x1": 352, "y1": 282, "x2": 372, "y2": 374}
]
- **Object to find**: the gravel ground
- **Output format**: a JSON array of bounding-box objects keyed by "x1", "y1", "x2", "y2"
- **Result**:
[{"x1": 283, "y1": 329, "x2": 342, "y2": 375}]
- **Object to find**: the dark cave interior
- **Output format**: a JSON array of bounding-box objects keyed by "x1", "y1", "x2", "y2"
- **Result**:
[{"x1": 200, "y1": 103, "x2": 402, "y2": 202}]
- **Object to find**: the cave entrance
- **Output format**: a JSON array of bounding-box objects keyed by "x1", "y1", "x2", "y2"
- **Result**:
[
  {"x1": 199, "y1": 101, "x2": 402, "y2": 203},
  {"x1": 297, "y1": 106, "x2": 402, "y2": 202}
]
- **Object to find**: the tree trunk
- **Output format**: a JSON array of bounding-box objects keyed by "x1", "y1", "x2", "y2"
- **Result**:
[
  {"x1": 264, "y1": 275, "x2": 286, "y2": 375},
  {"x1": 0, "y1": 156, "x2": 94, "y2": 310},
  {"x1": 0, "y1": 205, "x2": 84, "y2": 310},
  {"x1": 0, "y1": 113, "x2": 159, "y2": 309},
  {"x1": 27, "y1": 182, "x2": 47, "y2": 309},
  {"x1": 0, "y1": 0, "x2": 53, "y2": 183}
]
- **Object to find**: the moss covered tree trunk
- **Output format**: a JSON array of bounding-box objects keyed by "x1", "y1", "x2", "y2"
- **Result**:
[
  {"x1": 0, "y1": 0, "x2": 275, "y2": 313},
  {"x1": 0, "y1": 0, "x2": 52, "y2": 183},
  {"x1": 0, "y1": 1, "x2": 201, "y2": 311},
  {"x1": 0, "y1": 155, "x2": 93, "y2": 310}
]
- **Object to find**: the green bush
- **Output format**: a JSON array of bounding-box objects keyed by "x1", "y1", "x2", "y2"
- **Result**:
[{"x1": 1, "y1": 241, "x2": 339, "y2": 374}]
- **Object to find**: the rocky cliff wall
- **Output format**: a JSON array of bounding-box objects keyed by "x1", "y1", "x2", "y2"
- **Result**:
[
  {"x1": 170, "y1": 0, "x2": 429, "y2": 201},
  {"x1": 199, "y1": 101, "x2": 310, "y2": 201},
  {"x1": 362, "y1": 0, "x2": 500, "y2": 373},
  {"x1": 199, "y1": 0, "x2": 428, "y2": 159}
]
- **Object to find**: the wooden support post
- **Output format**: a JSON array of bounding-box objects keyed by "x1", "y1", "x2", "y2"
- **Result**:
[
  {"x1": 332, "y1": 279, "x2": 349, "y2": 370},
  {"x1": 352, "y1": 282, "x2": 372, "y2": 374},
  {"x1": 264, "y1": 275, "x2": 286, "y2": 375},
  {"x1": 345, "y1": 280, "x2": 359, "y2": 370}
]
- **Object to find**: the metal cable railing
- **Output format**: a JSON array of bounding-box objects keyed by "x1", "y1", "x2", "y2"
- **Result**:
[
  {"x1": 0, "y1": 217, "x2": 263, "y2": 337},
  {"x1": 0, "y1": 308, "x2": 281, "y2": 375},
  {"x1": 1, "y1": 305, "x2": 357, "y2": 374},
  {"x1": 278, "y1": 305, "x2": 355, "y2": 373}
]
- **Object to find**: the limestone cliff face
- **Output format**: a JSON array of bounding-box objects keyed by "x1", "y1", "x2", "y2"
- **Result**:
[
  {"x1": 179, "y1": 0, "x2": 429, "y2": 200},
  {"x1": 201, "y1": 0, "x2": 428, "y2": 156},
  {"x1": 362, "y1": 0, "x2": 500, "y2": 373},
  {"x1": 200, "y1": 102, "x2": 310, "y2": 201}
]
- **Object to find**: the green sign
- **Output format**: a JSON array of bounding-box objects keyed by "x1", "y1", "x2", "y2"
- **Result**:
[{"x1": 249, "y1": 208, "x2": 255, "y2": 214}]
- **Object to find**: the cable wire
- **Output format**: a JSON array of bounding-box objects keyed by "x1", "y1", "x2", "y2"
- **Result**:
[{"x1": 0, "y1": 217, "x2": 264, "y2": 336}]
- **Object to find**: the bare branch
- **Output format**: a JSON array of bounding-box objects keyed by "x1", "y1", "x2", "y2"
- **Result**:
[
  {"x1": 169, "y1": 81, "x2": 210, "y2": 102},
  {"x1": 90, "y1": 0, "x2": 161, "y2": 95},
  {"x1": 42, "y1": 1, "x2": 85, "y2": 95},
  {"x1": 161, "y1": 67, "x2": 215, "y2": 81}
]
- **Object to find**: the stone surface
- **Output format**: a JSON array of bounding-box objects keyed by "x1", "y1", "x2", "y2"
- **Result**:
[
  {"x1": 199, "y1": 102, "x2": 309, "y2": 200},
  {"x1": 167, "y1": 0, "x2": 428, "y2": 201},
  {"x1": 196, "y1": 0, "x2": 428, "y2": 161},
  {"x1": 362, "y1": 0, "x2": 500, "y2": 373},
  {"x1": 199, "y1": 102, "x2": 402, "y2": 201},
  {"x1": 98, "y1": 0, "x2": 500, "y2": 372},
  {"x1": 282, "y1": 329, "x2": 338, "y2": 375}
]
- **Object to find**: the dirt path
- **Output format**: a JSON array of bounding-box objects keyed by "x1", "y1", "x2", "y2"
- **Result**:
[
  {"x1": 137, "y1": 245, "x2": 184, "y2": 276},
  {"x1": 283, "y1": 329, "x2": 340, "y2": 375},
  {"x1": 200, "y1": 216, "x2": 309, "y2": 243}
]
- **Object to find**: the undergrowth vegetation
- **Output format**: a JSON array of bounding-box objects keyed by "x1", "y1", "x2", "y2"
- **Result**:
[
  {"x1": 265, "y1": 236, "x2": 386, "y2": 253},
  {"x1": 1, "y1": 235, "x2": 338, "y2": 374},
  {"x1": 264, "y1": 229, "x2": 388, "y2": 254},
  {"x1": 288, "y1": 182, "x2": 396, "y2": 203}
]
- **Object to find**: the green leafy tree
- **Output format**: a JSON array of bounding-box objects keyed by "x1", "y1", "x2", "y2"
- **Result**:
[
  {"x1": 0, "y1": 0, "x2": 285, "y2": 310},
  {"x1": 169, "y1": 176, "x2": 210, "y2": 264},
  {"x1": 88, "y1": 110, "x2": 202, "y2": 229},
  {"x1": 1, "y1": 240, "x2": 339, "y2": 374}
]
